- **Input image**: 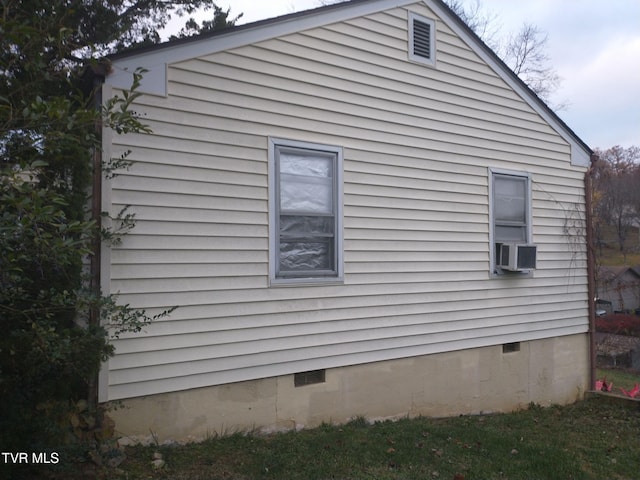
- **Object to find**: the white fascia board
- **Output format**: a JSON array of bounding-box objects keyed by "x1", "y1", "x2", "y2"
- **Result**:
[
  {"x1": 107, "y1": 0, "x2": 411, "y2": 97},
  {"x1": 424, "y1": 1, "x2": 591, "y2": 168}
]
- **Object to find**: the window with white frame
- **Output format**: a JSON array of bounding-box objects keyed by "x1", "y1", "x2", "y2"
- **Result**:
[
  {"x1": 269, "y1": 139, "x2": 343, "y2": 283},
  {"x1": 490, "y1": 169, "x2": 533, "y2": 273}
]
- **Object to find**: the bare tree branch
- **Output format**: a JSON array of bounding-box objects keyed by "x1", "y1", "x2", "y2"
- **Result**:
[
  {"x1": 444, "y1": 1, "x2": 566, "y2": 110},
  {"x1": 445, "y1": 0, "x2": 501, "y2": 49},
  {"x1": 500, "y1": 23, "x2": 563, "y2": 105}
]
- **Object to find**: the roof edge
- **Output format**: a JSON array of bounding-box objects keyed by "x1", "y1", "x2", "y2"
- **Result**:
[
  {"x1": 429, "y1": 0, "x2": 592, "y2": 163},
  {"x1": 105, "y1": 0, "x2": 592, "y2": 164},
  {"x1": 106, "y1": 0, "x2": 411, "y2": 97}
]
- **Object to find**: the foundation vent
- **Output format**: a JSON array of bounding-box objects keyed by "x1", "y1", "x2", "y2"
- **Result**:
[
  {"x1": 294, "y1": 369, "x2": 326, "y2": 387},
  {"x1": 502, "y1": 342, "x2": 521, "y2": 353}
]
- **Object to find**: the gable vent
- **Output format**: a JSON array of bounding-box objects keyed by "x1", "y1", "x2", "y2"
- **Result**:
[
  {"x1": 412, "y1": 19, "x2": 432, "y2": 59},
  {"x1": 409, "y1": 12, "x2": 436, "y2": 66}
]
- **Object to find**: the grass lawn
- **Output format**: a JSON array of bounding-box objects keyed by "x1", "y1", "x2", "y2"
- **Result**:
[{"x1": 48, "y1": 395, "x2": 640, "y2": 480}]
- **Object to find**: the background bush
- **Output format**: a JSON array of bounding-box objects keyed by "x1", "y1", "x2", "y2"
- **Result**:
[{"x1": 596, "y1": 313, "x2": 640, "y2": 337}]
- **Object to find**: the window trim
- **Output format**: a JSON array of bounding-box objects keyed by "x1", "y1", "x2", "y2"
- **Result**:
[
  {"x1": 408, "y1": 11, "x2": 436, "y2": 66},
  {"x1": 268, "y1": 138, "x2": 344, "y2": 286},
  {"x1": 488, "y1": 168, "x2": 533, "y2": 276}
]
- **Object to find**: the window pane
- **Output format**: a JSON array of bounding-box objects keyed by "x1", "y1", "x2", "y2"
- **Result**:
[
  {"x1": 495, "y1": 225, "x2": 526, "y2": 242},
  {"x1": 494, "y1": 176, "x2": 526, "y2": 223},
  {"x1": 279, "y1": 152, "x2": 333, "y2": 213},
  {"x1": 279, "y1": 238, "x2": 333, "y2": 272},
  {"x1": 280, "y1": 215, "x2": 334, "y2": 235},
  {"x1": 280, "y1": 154, "x2": 332, "y2": 177},
  {"x1": 280, "y1": 173, "x2": 332, "y2": 213},
  {"x1": 273, "y1": 144, "x2": 340, "y2": 279}
]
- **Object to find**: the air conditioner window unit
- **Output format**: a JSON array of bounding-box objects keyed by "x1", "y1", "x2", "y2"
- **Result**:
[{"x1": 498, "y1": 243, "x2": 537, "y2": 271}]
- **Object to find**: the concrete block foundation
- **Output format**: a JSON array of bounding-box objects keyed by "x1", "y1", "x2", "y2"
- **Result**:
[{"x1": 108, "y1": 334, "x2": 589, "y2": 443}]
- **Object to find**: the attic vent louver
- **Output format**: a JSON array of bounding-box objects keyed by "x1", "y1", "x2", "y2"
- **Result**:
[
  {"x1": 408, "y1": 12, "x2": 436, "y2": 66},
  {"x1": 413, "y1": 19, "x2": 431, "y2": 58}
]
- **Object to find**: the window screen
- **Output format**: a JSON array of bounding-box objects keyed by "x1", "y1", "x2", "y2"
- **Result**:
[
  {"x1": 493, "y1": 174, "x2": 528, "y2": 243},
  {"x1": 271, "y1": 141, "x2": 343, "y2": 282},
  {"x1": 490, "y1": 170, "x2": 533, "y2": 274}
]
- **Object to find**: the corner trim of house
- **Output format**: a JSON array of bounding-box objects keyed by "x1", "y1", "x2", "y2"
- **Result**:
[{"x1": 98, "y1": 82, "x2": 115, "y2": 404}]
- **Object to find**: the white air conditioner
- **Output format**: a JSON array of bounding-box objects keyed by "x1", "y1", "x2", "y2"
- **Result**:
[{"x1": 498, "y1": 243, "x2": 537, "y2": 271}]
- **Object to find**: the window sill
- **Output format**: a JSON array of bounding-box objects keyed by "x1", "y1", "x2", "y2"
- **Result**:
[{"x1": 490, "y1": 268, "x2": 534, "y2": 278}]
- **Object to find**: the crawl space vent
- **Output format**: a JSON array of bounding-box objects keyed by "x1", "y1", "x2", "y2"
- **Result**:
[
  {"x1": 502, "y1": 342, "x2": 521, "y2": 354},
  {"x1": 294, "y1": 369, "x2": 326, "y2": 387}
]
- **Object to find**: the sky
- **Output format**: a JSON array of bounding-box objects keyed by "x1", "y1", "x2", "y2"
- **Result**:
[{"x1": 193, "y1": 0, "x2": 640, "y2": 150}]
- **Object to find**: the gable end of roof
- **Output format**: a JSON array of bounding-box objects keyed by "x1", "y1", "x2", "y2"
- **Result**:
[{"x1": 105, "y1": 0, "x2": 592, "y2": 165}]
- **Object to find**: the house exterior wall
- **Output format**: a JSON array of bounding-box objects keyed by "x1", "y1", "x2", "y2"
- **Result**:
[
  {"x1": 109, "y1": 334, "x2": 589, "y2": 443},
  {"x1": 102, "y1": 1, "x2": 590, "y2": 413}
]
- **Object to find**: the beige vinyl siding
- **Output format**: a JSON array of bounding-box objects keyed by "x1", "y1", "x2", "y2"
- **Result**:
[{"x1": 105, "y1": 2, "x2": 588, "y2": 400}]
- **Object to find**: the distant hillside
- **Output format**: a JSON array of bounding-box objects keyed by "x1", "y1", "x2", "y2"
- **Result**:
[{"x1": 596, "y1": 224, "x2": 640, "y2": 267}]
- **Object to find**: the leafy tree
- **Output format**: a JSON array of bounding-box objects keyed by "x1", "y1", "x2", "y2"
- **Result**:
[
  {"x1": 0, "y1": 0, "x2": 239, "y2": 472},
  {"x1": 171, "y1": 4, "x2": 243, "y2": 39}
]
